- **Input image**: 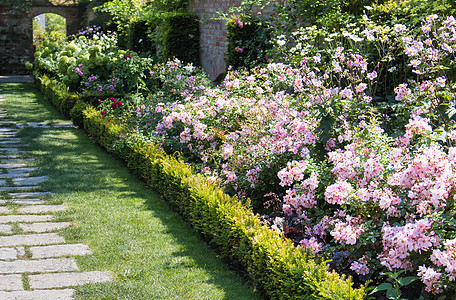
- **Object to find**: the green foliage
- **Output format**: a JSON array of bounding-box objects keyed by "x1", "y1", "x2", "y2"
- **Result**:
[
  {"x1": 70, "y1": 101, "x2": 91, "y2": 127},
  {"x1": 226, "y1": 16, "x2": 271, "y2": 71},
  {"x1": 127, "y1": 20, "x2": 156, "y2": 56},
  {"x1": 159, "y1": 12, "x2": 200, "y2": 65},
  {"x1": 36, "y1": 71, "x2": 367, "y2": 298}
]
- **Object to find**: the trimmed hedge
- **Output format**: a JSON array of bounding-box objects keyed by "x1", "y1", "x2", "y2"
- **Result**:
[
  {"x1": 35, "y1": 74, "x2": 366, "y2": 299},
  {"x1": 159, "y1": 12, "x2": 200, "y2": 66}
]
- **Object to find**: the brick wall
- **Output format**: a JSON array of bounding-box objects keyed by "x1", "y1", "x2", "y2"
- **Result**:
[
  {"x1": 188, "y1": 0, "x2": 242, "y2": 81},
  {"x1": 0, "y1": 5, "x2": 81, "y2": 75}
]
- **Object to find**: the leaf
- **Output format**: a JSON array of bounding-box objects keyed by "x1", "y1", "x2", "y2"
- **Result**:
[
  {"x1": 386, "y1": 287, "x2": 401, "y2": 299},
  {"x1": 398, "y1": 276, "x2": 419, "y2": 286},
  {"x1": 369, "y1": 282, "x2": 393, "y2": 294}
]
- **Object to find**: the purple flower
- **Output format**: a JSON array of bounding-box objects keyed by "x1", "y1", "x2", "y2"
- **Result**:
[
  {"x1": 107, "y1": 85, "x2": 114, "y2": 90},
  {"x1": 235, "y1": 46, "x2": 244, "y2": 53}
]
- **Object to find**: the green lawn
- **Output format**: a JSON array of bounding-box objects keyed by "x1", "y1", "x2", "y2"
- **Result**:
[{"x1": 0, "y1": 83, "x2": 261, "y2": 300}]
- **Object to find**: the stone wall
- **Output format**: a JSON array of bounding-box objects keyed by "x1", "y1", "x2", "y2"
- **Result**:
[
  {"x1": 188, "y1": 0, "x2": 242, "y2": 81},
  {"x1": 0, "y1": 4, "x2": 81, "y2": 75}
]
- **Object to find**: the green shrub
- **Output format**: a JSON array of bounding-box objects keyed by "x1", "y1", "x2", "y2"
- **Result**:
[
  {"x1": 159, "y1": 12, "x2": 200, "y2": 65},
  {"x1": 226, "y1": 16, "x2": 271, "y2": 71},
  {"x1": 127, "y1": 20, "x2": 156, "y2": 55},
  {"x1": 70, "y1": 102, "x2": 91, "y2": 128},
  {"x1": 60, "y1": 94, "x2": 80, "y2": 118}
]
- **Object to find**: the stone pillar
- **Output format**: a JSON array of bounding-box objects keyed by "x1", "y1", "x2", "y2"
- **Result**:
[
  {"x1": 188, "y1": 0, "x2": 242, "y2": 82},
  {"x1": 0, "y1": 7, "x2": 33, "y2": 75}
]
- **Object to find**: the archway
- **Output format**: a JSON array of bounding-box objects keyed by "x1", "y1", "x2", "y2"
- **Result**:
[
  {"x1": 0, "y1": 2, "x2": 81, "y2": 75},
  {"x1": 33, "y1": 13, "x2": 67, "y2": 44}
]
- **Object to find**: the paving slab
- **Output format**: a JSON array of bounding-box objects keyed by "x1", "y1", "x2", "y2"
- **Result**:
[
  {"x1": 0, "y1": 199, "x2": 44, "y2": 205},
  {"x1": 0, "y1": 155, "x2": 21, "y2": 159},
  {"x1": 0, "y1": 215, "x2": 54, "y2": 224},
  {"x1": 0, "y1": 224, "x2": 12, "y2": 234},
  {"x1": 0, "y1": 233, "x2": 64, "y2": 247},
  {"x1": 29, "y1": 271, "x2": 111, "y2": 289},
  {"x1": 12, "y1": 176, "x2": 48, "y2": 186},
  {"x1": 0, "y1": 145, "x2": 28, "y2": 148},
  {"x1": 0, "y1": 247, "x2": 24, "y2": 261},
  {"x1": 1, "y1": 159, "x2": 34, "y2": 164},
  {"x1": 30, "y1": 243, "x2": 92, "y2": 259},
  {"x1": 0, "y1": 163, "x2": 27, "y2": 169},
  {"x1": 18, "y1": 204, "x2": 66, "y2": 214},
  {"x1": 0, "y1": 274, "x2": 23, "y2": 291},
  {"x1": 0, "y1": 139, "x2": 21, "y2": 144},
  {"x1": 0, "y1": 186, "x2": 38, "y2": 192},
  {"x1": 0, "y1": 257, "x2": 78, "y2": 274},
  {"x1": 0, "y1": 179, "x2": 7, "y2": 186},
  {"x1": 0, "y1": 206, "x2": 10, "y2": 214},
  {"x1": 18, "y1": 222, "x2": 71, "y2": 233},
  {"x1": 0, "y1": 170, "x2": 31, "y2": 178},
  {"x1": 9, "y1": 192, "x2": 51, "y2": 198},
  {"x1": 0, "y1": 289, "x2": 75, "y2": 300}
]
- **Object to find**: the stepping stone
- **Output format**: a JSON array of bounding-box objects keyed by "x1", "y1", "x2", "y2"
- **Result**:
[
  {"x1": 0, "y1": 224, "x2": 12, "y2": 234},
  {"x1": 0, "y1": 121, "x2": 18, "y2": 125},
  {"x1": 1, "y1": 159, "x2": 34, "y2": 164},
  {"x1": 0, "y1": 199, "x2": 44, "y2": 205},
  {"x1": 0, "y1": 215, "x2": 54, "y2": 224},
  {"x1": 0, "y1": 257, "x2": 78, "y2": 274},
  {"x1": 12, "y1": 176, "x2": 48, "y2": 186},
  {"x1": 0, "y1": 274, "x2": 23, "y2": 291},
  {"x1": 0, "y1": 289, "x2": 75, "y2": 299},
  {"x1": 0, "y1": 139, "x2": 21, "y2": 144},
  {"x1": 9, "y1": 192, "x2": 51, "y2": 198},
  {"x1": 0, "y1": 129, "x2": 15, "y2": 132},
  {"x1": 29, "y1": 271, "x2": 111, "y2": 289},
  {"x1": 0, "y1": 155, "x2": 21, "y2": 159},
  {"x1": 0, "y1": 169, "x2": 31, "y2": 178},
  {"x1": 53, "y1": 122, "x2": 76, "y2": 128},
  {"x1": 24, "y1": 122, "x2": 49, "y2": 128},
  {"x1": 0, "y1": 207, "x2": 10, "y2": 214},
  {"x1": 30, "y1": 243, "x2": 91, "y2": 259},
  {"x1": 18, "y1": 204, "x2": 66, "y2": 214},
  {"x1": 0, "y1": 247, "x2": 24, "y2": 261},
  {"x1": 0, "y1": 179, "x2": 6, "y2": 186},
  {"x1": 0, "y1": 145, "x2": 29, "y2": 148},
  {"x1": 0, "y1": 163, "x2": 27, "y2": 169},
  {"x1": 18, "y1": 222, "x2": 71, "y2": 233},
  {"x1": 0, "y1": 186, "x2": 39, "y2": 192},
  {"x1": 0, "y1": 233, "x2": 64, "y2": 246},
  {"x1": 0, "y1": 149, "x2": 21, "y2": 153}
]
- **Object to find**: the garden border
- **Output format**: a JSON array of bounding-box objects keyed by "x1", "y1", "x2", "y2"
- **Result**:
[{"x1": 33, "y1": 74, "x2": 366, "y2": 299}]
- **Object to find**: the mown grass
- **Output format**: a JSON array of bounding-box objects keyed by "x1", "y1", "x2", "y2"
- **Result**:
[{"x1": 0, "y1": 83, "x2": 261, "y2": 300}]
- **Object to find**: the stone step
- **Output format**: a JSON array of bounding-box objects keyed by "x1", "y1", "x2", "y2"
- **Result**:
[
  {"x1": 0, "y1": 207, "x2": 11, "y2": 214},
  {"x1": 0, "y1": 233, "x2": 64, "y2": 247},
  {"x1": 0, "y1": 170, "x2": 32, "y2": 178},
  {"x1": 0, "y1": 247, "x2": 24, "y2": 261},
  {"x1": 0, "y1": 215, "x2": 54, "y2": 224},
  {"x1": 1, "y1": 159, "x2": 34, "y2": 164},
  {"x1": 0, "y1": 257, "x2": 78, "y2": 274},
  {"x1": 0, "y1": 289, "x2": 75, "y2": 299},
  {"x1": 12, "y1": 176, "x2": 48, "y2": 186},
  {"x1": 0, "y1": 274, "x2": 23, "y2": 291},
  {"x1": 29, "y1": 271, "x2": 111, "y2": 289},
  {"x1": 0, "y1": 163, "x2": 27, "y2": 169},
  {"x1": 0, "y1": 199, "x2": 45, "y2": 205},
  {"x1": 9, "y1": 192, "x2": 51, "y2": 198},
  {"x1": 0, "y1": 186, "x2": 39, "y2": 192},
  {"x1": 18, "y1": 204, "x2": 66, "y2": 214},
  {"x1": 0, "y1": 139, "x2": 21, "y2": 144},
  {"x1": 30, "y1": 243, "x2": 91, "y2": 259},
  {"x1": 0, "y1": 145, "x2": 29, "y2": 148},
  {"x1": 19, "y1": 222, "x2": 72, "y2": 233},
  {"x1": 0, "y1": 224, "x2": 12, "y2": 234}
]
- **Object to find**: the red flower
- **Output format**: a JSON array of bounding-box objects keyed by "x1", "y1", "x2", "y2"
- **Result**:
[
  {"x1": 101, "y1": 110, "x2": 107, "y2": 115},
  {"x1": 111, "y1": 103, "x2": 117, "y2": 109}
]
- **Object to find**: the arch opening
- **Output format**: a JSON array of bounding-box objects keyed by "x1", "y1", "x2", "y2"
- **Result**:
[{"x1": 33, "y1": 13, "x2": 67, "y2": 44}]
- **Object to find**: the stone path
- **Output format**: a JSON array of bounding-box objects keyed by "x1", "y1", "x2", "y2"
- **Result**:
[{"x1": 0, "y1": 97, "x2": 112, "y2": 299}]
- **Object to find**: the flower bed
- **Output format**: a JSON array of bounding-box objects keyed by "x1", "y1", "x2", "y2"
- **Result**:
[{"x1": 30, "y1": 10, "x2": 456, "y2": 299}]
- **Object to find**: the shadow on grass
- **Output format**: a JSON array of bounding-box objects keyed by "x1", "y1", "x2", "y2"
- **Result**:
[{"x1": 2, "y1": 83, "x2": 261, "y2": 299}]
